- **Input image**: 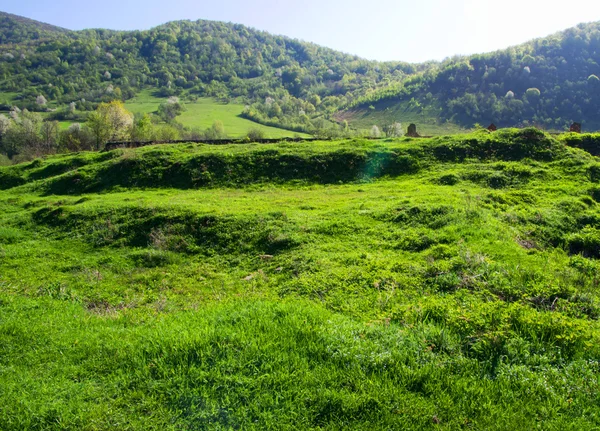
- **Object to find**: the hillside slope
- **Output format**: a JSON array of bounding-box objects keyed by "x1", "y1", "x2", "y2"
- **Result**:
[
  {"x1": 0, "y1": 12, "x2": 417, "y2": 129},
  {"x1": 346, "y1": 23, "x2": 600, "y2": 130},
  {"x1": 2, "y1": 12, "x2": 600, "y2": 134},
  {"x1": 1, "y1": 131, "x2": 600, "y2": 428}
]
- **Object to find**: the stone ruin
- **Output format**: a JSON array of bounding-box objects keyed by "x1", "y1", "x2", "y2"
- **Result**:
[
  {"x1": 487, "y1": 123, "x2": 497, "y2": 132},
  {"x1": 406, "y1": 123, "x2": 420, "y2": 137},
  {"x1": 569, "y1": 122, "x2": 582, "y2": 133}
]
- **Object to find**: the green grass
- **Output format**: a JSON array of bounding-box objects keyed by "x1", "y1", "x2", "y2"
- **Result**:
[
  {"x1": 337, "y1": 99, "x2": 468, "y2": 136},
  {"x1": 0, "y1": 91, "x2": 18, "y2": 104},
  {"x1": 1, "y1": 130, "x2": 600, "y2": 429},
  {"x1": 125, "y1": 90, "x2": 310, "y2": 138}
]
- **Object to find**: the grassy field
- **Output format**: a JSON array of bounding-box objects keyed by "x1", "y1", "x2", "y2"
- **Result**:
[
  {"x1": 0, "y1": 91, "x2": 18, "y2": 104},
  {"x1": 1, "y1": 130, "x2": 600, "y2": 429},
  {"x1": 337, "y1": 99, "x2": 468, "y2": 136},
  {"x1": 125, "y1": 90, "x2": 310, "y2": 138}
]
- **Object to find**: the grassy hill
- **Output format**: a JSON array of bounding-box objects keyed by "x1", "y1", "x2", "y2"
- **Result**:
[
  {"x1": 2, "y1": 130, "x2": 600, "y2": 428},
  {"x1": 124, "y1": 90, "x2": 310, "y2": 138}
]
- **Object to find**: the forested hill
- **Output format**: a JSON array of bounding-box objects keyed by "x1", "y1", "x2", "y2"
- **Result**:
[
  {"x1": 0, "y1": 12, "x2": 417, "y2": 115},
  {"x1": 2, "y1": 11, "x2": 600, "y2": 132},
  {"x1": 350, "y1": 22, "x2": 600, "y2": 130}
]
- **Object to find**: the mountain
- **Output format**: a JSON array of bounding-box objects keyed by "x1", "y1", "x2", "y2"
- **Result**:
[
  {"x1": 1, "y1": 11, "x2": 600, "y2": 132},
  {"x1": 0, "y1": 12, "x2": 420, "y2": 134},
  {"x1": 344, "y1": 22, "x2": 600, "y2": 131}
]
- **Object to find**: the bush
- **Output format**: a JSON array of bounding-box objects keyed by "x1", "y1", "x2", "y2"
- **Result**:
[{"x1": 246, "y1": 128, "x2": 266, "y2": 141}]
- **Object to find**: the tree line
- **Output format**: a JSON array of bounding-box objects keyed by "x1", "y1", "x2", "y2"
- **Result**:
[{"x1": 0, "y1": 101, "x2": 238, "y2": 163}]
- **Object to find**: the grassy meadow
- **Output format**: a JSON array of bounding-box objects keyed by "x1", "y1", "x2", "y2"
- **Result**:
[
  {"x1": 1, "y1": 130, "x2": 600, "y2": 429},
  {"x1": 125, "y1": 90, "x2": 310, "y2": 138},
  {"x1": 337, "y1": 100, "x2": 469, "y2": 136}
]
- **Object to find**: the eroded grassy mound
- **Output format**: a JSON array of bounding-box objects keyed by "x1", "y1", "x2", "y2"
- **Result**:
[{"x1": 1, "y1": 130, "x2": 600, "y2": 429}]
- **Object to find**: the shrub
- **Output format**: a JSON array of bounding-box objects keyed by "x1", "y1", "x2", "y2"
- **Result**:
[{"x1": 246, "y1": 128, "x2": 266, "y2": 141}]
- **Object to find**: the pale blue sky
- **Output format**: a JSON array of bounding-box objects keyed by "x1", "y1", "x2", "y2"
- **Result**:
[{"x1": 4, "y1": 0, "x2": 600, "y2": 62}]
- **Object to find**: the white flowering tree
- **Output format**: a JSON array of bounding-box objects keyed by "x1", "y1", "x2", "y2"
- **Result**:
[
  {"x1": 383, "y1": 122, "x2": 404, "y2": 138},
  {"x1": 87, "y1": 101, "x2": 133, "y2": 150},
  {"x1": 0, "y1": 114, "x2": 10, "y2": 138},
  {"x1": 370, "y1": 125, "x2": 381, "y2": 138},
  {"x1": 10, "y1": 106, "x2": 20, "y2": 122},
  {"x1": 36, "y1": 95, "x2": 47, "y2": 107}
]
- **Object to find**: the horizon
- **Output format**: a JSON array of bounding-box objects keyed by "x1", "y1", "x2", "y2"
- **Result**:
[{"x1": 3, "y1": 0, "x2": 600, "y2": 63}]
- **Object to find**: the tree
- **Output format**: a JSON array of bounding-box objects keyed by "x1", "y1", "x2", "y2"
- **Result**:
[
  {"x1": 40, "y1": 121, "x2": 59, "y2": 153},
  {"x1": 383, "y1": 122, "x2": 403, "y2": 137},
  {"x1": 157, "y1": 99, "x2": 185, "y2": 123},
  {"x1": 131, "y1": 114, "x2": 153, "y2": 141},
  {"x1": 205, "y1": 120, "x2": 226, "y2": 139},
  {"x1": 60, "y1": 123, "x2": 92, "y2": 152},
  {"x1": 0, "y1": 114, "x2": 9, "y2": 138},
  {"x1": 370, "y1": 125, "x2": 381, "y2": 138},
  {"x1": 36, "y1": 95, "x2": 47, "y2": 107},
  {"x1": 86, "y1": 101, "x2": 134, "y2": 150},
  {"x1": 1, "y1": 110, "x2": 43, "y2": 158},
  {"x1": 246, "y1": 128, "x2": 265, "y2": 141},
  {"x1": 87, "y1": 111, "x2": 111, "y2": 151},
  {"x1": 0, "y1": 114, "x2": 11, "y2": 155}
]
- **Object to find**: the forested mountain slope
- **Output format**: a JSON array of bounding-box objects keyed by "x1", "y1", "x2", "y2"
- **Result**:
[
  {"x1": 0, "y1": 12, "x2": 417, "y2": 117},
  {"x1": 349, "y1": 22, "x2": 600, "y2": 130},
  {"x1": 2, "y1": 11, "x2": 600, "y2": 133}
]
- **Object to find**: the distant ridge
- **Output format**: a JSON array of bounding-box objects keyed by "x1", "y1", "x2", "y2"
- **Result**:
[
  {"x1": 0, "y1": 11, "x2": 69, "y2": 32},
  {"x1": 0, "y1": 11, "x2": 69, "y2": 44}
]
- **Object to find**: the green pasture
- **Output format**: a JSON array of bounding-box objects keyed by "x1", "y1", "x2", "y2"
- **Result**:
[
  {"x1": 1, "y1": 130, "x2": 600, "y2": 429},
  {"x1": 125, "y1": 90, "x2": 310, "y2": 138}
]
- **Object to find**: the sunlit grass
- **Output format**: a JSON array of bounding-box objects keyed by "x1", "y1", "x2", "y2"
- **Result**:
[
  {"x1": 1, "y1": 130, "x2": 600, "y2": 429},
  {"x1": 125, "y1": 90, "x2": 310, "y2": 138}
]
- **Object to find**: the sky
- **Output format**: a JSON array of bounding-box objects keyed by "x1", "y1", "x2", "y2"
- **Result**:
[{"x1": 3, "y1": 0, "x2": 600, "y2": 63}]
